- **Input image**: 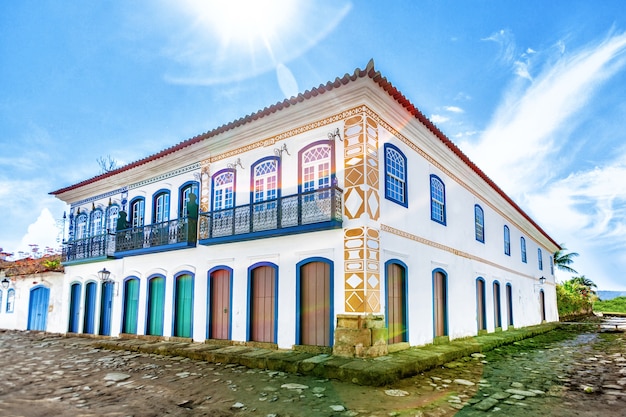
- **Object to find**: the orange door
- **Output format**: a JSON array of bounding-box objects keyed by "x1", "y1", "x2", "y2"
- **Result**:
[
  {"x1": 210, "y1": 269, "x2": 231, "y2": 340},
  {"x1": 300, "y1": 261, "x2": 330, "y2": 346},
  {"x1": 250, "y1": 266, "x2": 276, "y2": 343},
  {"x1": 386, "y1": 263, "x2": 407, "y2": 344}
]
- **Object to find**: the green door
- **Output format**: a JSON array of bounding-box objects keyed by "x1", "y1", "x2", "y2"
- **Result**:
[
  {"x1": 174, "y1": 274, "x2": 193, "y2": 338},
  {"x1": 147, "y1": 276, "x2": 165, "y2": 336},
  {"x1": 122, "y1": 278, "x2": 139, "y2": 334}
]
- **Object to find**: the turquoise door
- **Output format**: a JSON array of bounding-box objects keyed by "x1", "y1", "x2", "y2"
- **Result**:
[
  {"x1": 28, "y1": 286, "x2": 50, "y2": 331},
  {"x1": 122, "y1": 278, "x2": 139, "y2": 334},
  {"x1": 68, "y1": 283, "x2": 82, "y2": 333},
  {"x1": 83, "y1": 282, "x2": 97, "y2": 334},
  {"x1": 174, "y1": 274, "x2": 193, "y2": 338},
  {"x1": 99, "y1": 282, "x2": 114, "y2": 336},
  {"x1": 147, "y1": 276, "x2": 165, "y2": 336}
]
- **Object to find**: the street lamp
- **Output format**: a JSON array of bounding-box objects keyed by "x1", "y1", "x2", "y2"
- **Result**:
[
  {"x1": 539, "y1": 276, "x2": 546, "y2": 285},
  {"x1": 97, "y1": 268, "x2": 112, "y2": 283}
]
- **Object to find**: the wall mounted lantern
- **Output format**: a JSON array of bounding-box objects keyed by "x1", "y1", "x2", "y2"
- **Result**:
[{"x1": 1, "y1": 278, "x2": 9, "y2": 290}]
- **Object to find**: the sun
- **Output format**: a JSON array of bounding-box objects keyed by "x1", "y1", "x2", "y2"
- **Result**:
[{"x1": 182, "y1": 0, "x2": 297, "y2": 49}]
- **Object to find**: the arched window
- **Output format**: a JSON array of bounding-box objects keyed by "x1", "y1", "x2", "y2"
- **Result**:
[
  {"x1": 384, "y1": 144, "x2": 407, "y2": 206},
  {"x1": 430, "y1": 175, "x2": 446, "y2": 225},
  {"x1": 300, "y1": 141, "x2": 334, "y2": 199},
  {"x1": 251, "y1": 157, "x2": 279, "y2": 210},
  {"x1": 179, "y1": 182, "x2": 199, "y2": 218},
  {"x1": 538, "y1": 248, "x2": 543, "y2": 270},
  {"x1": 504, "y1": 225, "x2": 511, "y2": 256},
  {"x1": 474, "y1": 205, "x2": 484, "y2": 243},
  {"x1": 6, "y1": 289, "x2": 15, "y2": 313},
  {"x1": 90, "y1": 209, "x2": 104, "y2": 236},
  {"x1": 212, "y1": 169, "x2": 236, "y2": 211},
  {"x1": 106, "y1": 204, "x2": 120, "y2": 232},
  {"x1": 153, "y1": 190, "x2": 170, "y2": 223},
  {"x1": 130, "y1": 197, "x2": 145, "y2": 228},
  {"x1": 75, "y1": 212, "x2": 88, "y2": 239},
  {"x1": 520, "y1": 237, "x2": 527, "y2": 263}
]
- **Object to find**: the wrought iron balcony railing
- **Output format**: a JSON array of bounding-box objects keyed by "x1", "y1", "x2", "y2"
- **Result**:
[
  {"x1": 198, "y1": 186, "x2": 342, "y2": 244},
  {"x1": 62, "y1": 233, "x2": 115, "y2": 263},
  {"x1": 115, "y1": 216, "x2": 197, "y2": 254}
]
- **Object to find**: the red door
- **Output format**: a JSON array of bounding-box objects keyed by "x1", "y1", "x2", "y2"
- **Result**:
[
  {"x1": 210, "y1": 269, "x2": 231, "y2": 340},
  {"x1": 299, "y1": 261, "x2": 330, "y2": 346},
  {"x1": 250, "y1": 266, "x2": 276, "y2": 343},
  {"x1": 386, "y1": 263, "x2": 407, "y2": 344}
]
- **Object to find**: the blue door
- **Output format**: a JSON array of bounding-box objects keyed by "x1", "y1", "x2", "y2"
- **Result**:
[
  {"x1": 99, "y1": 282, "x2": 114, "y2": 336},
  {"x1": 28, "y1": 286, "x2": 50, "y2": 331},
  {"x1": 68, "y1": 283, "x2": 82, "y2": 333},
  {"x1": 83, "y1": 282, "x2": 97, "y2": 334}
]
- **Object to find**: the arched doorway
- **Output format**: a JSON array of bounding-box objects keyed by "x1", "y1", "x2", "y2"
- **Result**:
[
  {"x1": 122, "y1": 278, "x2": 140, "y2": 334},
  {"x1": 540, "y1": 290, "x2": 546, "y2": 322},
  {"x1": 83, "y1": 281, "x2": 97, "y2": 334},
  {"x1": 493, "y1": 281, "x2": 502, "y2": 329},
  {"x1": 99, "y1": 281, "x2": 114, "y2": 336},
  {"x1": 476, "y1": 278, "x2": 486, "y2": 331},
  {"x1": 68, "y1": 282, "x2": 82, "y2": 333},
  {"x1": 386, "y1": 261, "x2": 407, "y2": 344},
  {"x1": 506, "y1": 283, "x2": 514, "y2": 326},
  {"x1": 248, "y1": 264, "x2": 277, "y2": 343},
  {"x1": 146, "y1": 276, "x2": 165, "y2": 336},
  {"x1": 174, "y1": 273, "x2": 193, "y2": 338},
  {"x1": 28, "y1": 286, "x2": 50, "y2": 331},
  {"x1": 298, "y1": 259, "x2": 332, "y2": 347},
  {"x1": 433, "y1": 270, "x2": 448, "y2": 337},
  {"x1": 208, "y1": 268, "x2": 231, "y2": 340}
]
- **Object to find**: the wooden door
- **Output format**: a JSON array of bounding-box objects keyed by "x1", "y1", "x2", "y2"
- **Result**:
[
  {"x1": 540, "y1": 290, "x2": 546, "y2": 321},
  {"x1": 250, "y1": 266, "x2": 276, "y2": 343},
  {"x1": 506, "y1": 284, "x2": 514, "y2": 326},
  {"x1": 210, "y1": 269, "x2": 231, "y2": 340},
  {"x1": 147, "y1": 277, "x2": 165, "y2": 336},
  {"x1": 493, "y1": 282, "x2": 502, "y2": 328},
  {"x1": 83, "y1": 282, "x2": 97, "y2": 334},
  {"x1": 68, "y1": 283, "x2": 81, "y2": 333},
  {"x1": 386, "y1": 263, "x2": 407, "y2": 344},
  {"x1": 122, "y1": 278, "x2": 139, "y2": 334},
  {"x1": 99, "y1": 282, "x2": 114, "y2": 336},
  {"x1": 299, "y1": 261, "x2": 330, "y2": 346},
  {"x1": 476, "y1": 279, "x2": 486, "y2": 331},
  {"x1": 433, "y1": 271, "x2": 447, "y2": 337},
  {"x1": 174, "y1": 274, "x2": 193, "y2": 338},
  {"x1": 28, "y1": 286, "x2": 50, "y2": 331}
]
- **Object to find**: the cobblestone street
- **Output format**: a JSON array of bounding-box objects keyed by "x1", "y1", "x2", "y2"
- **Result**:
[{"x1": 0, "y1": 325, "x2": 624, "y2": 417}]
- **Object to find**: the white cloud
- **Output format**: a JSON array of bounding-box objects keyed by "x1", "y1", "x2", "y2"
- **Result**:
[
  {"x1": 462, "y1": 31, "x2": 626, "y2": 196},
  {"x1": 430, "y1": 114, "x2": 449, "y2": 123},
  {"x1": 482, "y1": 29, "x2": 517, "y2": 65},
  {"x1": 444, "y1": 106, "x2": 464, "y2": 113},
  {"x1": 15, "y1": 208, "x2": 62, "y2": 257}
]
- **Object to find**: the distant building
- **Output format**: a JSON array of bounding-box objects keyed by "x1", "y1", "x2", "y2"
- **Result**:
[
  {"x1": 0, "y1": 255, "x2": 65, "y2": 332},
  {"x1": 49, "y1": 60, "x2": 559, "y2": 357}
]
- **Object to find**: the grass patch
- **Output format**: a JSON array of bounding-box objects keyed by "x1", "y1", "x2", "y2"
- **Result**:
[{"x1": 593, "y1": 296, "x2": 626, "y2": 313}]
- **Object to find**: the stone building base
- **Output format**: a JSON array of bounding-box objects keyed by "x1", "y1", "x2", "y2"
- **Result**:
[{"x1": 332, "y1": 314, "x2": 389, "y2": 358}]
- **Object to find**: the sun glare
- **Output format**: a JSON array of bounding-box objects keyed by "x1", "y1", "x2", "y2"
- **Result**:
[{"x1": 185, "y1": 0, "x2": 297, "y2": 48}]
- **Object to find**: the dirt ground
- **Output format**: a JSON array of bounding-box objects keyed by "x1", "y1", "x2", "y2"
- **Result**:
[{"x1": 0, "y1": 324, "x2": 624, "y2": 417}]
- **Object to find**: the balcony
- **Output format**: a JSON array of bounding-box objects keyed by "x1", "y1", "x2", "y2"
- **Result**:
[
  {"x1": 198, "y1": 186, "x2": 343, "y2": 245},
  {"x1": 62, "y1": 233, "x2": 115, "y2": 264},
  {"x1": 114, "y1": 217, "x2": 197, "y2": 257}
]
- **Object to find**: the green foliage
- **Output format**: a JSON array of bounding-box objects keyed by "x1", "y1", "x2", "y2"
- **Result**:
[
  {"x1": 593, "y1": 296, "x2": 626, "y2": 314},
  {"x1": 557, "y1": 283, "x2": 592, "y2": 317},
  {"x1": 556, "y1": 276, "x2": 597, "y2": 318}
]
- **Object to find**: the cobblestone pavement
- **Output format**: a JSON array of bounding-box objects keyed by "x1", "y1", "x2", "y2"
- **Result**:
[{"x1": 0, "y1": 326, "x2": 624, "y2": 417}]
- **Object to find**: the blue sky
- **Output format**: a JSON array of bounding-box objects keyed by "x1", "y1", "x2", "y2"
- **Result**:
[{"x1": 1, "y1": 1, "x2": 626, "y2": 290}]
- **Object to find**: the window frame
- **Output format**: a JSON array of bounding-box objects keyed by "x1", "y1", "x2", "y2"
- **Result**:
[
  {"x1": 211, "y1": 168, "x2": 236, "y2": 211},
  {"x1": 298, "y1": 140, "x2": 335, "y2": 195},
  {"x1": 178, "y1": 181, "x2": 199, "y2": 218},
  {"x1": 504, "y1": 225, "x2": 511, "y2": 256},
  {"x1": 250, "y1": 156, "x2": 280, "y2": 209},
  {"x1": 6, "y1": 288, "x2": 15, "y2": 313},
  {"x1": 520, "y1": 237, "x2": 527, "y2": 263},
  {"x1": 152, "y1": 190, "x2": 171, "y2": 224},
  {"x1": 129, "y1": 197, "x2": 145, "y2": 228},
  {"x1": 430, "y1": 174, "x2": 446, "y2": 225},
  {"x1": 384, "y1": 143, "x2": 408, "y2": 207},
  {"x1": 538, "y1": 248, "x2": 543, "y2": 270},
  {"x1": 474, "y1": 204, "x2": 485, "y2": 243}
]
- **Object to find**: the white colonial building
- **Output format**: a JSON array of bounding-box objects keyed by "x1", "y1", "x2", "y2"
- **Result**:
[{"x1": 49, "y1": 60, "x2": 559, "y2": 357}]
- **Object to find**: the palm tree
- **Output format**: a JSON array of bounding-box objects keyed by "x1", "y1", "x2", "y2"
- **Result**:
[{"x1": 553, "y1": 244, "x2": 579, "y2": 274}]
